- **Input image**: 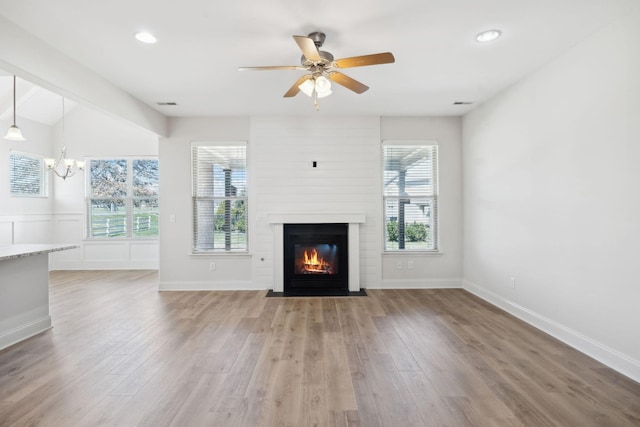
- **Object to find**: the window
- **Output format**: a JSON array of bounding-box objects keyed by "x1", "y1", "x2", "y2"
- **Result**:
[
  {"x1": 192, "y1": 142, "x2": 247, "y2": 252},
  {"x1": 86, "y1": 158, "x2": 159, "y2": 238},
  {"x1": 9, "y1": 151, "x2": 47, "y2": 197},
  {"x1": 383, "y1": 142, "x2": 438, "y2": 251}
]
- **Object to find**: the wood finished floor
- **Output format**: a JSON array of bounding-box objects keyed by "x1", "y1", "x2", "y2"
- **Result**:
[{"x1": 1, "y1": 271, "x2": 639, "y2": 426}]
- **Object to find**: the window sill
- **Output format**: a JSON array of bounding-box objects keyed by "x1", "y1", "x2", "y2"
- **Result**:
[
  {"x1": 10, "y1": 195, "x2": 48, "y2": 199},
  {"x1": 382, "y1": 250, "x2": 442, "y2": 257},
  {"x1": 189, "y1": 252, "x2": 251, "y2": 259},
  {"x1": 83, "y1": 237, "x2": 159, "y2": 242}
]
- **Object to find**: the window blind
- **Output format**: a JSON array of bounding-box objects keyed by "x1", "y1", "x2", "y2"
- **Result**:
[
  {"x1": 9, "y1": 151, "x2": 45, "y2": 197},
  {"x1": 192, "y1": 143, "x2": 247, "y2": 252},
  {"x1": 383, "y1": 144, "x2": 438, "y2": 251}
]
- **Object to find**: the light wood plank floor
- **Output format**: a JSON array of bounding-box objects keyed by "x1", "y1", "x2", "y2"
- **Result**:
[{"x1": 1, "y1": 271, "x2": 639, "y2": 426}]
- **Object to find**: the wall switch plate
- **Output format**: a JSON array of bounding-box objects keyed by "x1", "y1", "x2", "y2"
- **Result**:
[
  {"x1": 397, "y1": 261, "x2": 403, "y2": 269},
  {"x1": 407, "y1": 260, "x2": 414, "y2": 269},
  {"x1": 510, "y1": 276, "x2": 516, "y2": 289},
  {"x1": 169, "y1": 214, "x2": 176, "y2": 223},
  {"x1": 210, "y1": 262, "x2": 216, "y2": 271}
]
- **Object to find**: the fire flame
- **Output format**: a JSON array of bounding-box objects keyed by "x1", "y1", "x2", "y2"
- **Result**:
[{"x1": 303, "y1": 248, "x2": 331, "y2": 273}]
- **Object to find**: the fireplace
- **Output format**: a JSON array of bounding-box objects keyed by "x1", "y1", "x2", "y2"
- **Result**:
[
  {"x1": 268, "y1": 213, "x2": 365, "y2": 294},
  {"x1": 283, "y1": 223, "x2": 348, "y2": 295}
]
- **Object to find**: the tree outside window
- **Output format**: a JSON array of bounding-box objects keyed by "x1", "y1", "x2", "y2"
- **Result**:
[{"x1": 87, "y1": 158, "x2": 158, "y2": 238}]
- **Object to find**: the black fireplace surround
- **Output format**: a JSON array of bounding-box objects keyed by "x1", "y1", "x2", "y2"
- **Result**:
[{"x1": 283, "y1": 223, "x2": 349, "y2": 296}]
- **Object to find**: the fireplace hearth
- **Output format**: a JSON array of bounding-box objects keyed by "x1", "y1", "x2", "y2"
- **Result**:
[{"x1": 283, "y1": 223, "x2": 349, "y2": 296}]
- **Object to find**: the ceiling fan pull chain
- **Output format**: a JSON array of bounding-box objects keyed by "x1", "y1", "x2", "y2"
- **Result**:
[{"x1": 314, "y1": 91, "x2": 320, "y2": 111}]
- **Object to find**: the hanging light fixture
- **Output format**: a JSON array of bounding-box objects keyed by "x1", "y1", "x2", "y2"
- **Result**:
[
  {"x1": 44, "y1": 98, "x2": 84, "y2": 180},
  {"x1": 4, "y1": 75, "x2": 25, "y2": 141},
  {"x1": 298, "y1": 72, "x2": 332, "y2": 110}
]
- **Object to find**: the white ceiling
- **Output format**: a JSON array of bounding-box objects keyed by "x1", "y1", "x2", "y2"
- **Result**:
[{"x1": 0, "y1": 0, "x2": 636, "y2": 119}]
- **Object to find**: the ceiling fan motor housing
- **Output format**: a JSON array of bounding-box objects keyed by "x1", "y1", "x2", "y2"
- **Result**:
[
  {"x1": 307, "y1": 31, "x2": 326, "y2": 47},
  {"x1": 300, "y1": 32, "x2": 334, "y2": 67}
]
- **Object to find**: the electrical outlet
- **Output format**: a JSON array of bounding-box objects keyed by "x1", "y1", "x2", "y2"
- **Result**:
[
  {"x1": 510, "y1": 276, "x2": 516, "y2": 289},
  {"x1": 397, "y1": 261, "x2": 403, "y2": 269},
  {"x1": 407, "y1": 260, "x2": 414, "y2": 269},
  {"x1": 210, "y1": 262, "x2": 216, "y2": 271}
]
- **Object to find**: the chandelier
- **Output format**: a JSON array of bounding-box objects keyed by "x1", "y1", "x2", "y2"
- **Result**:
[
  {"x1": 44, "y1": 98, "x2": 84, "y2": 179},
  {"x1": 45, "y1": 146, "x2": 84, "y2": 180}
]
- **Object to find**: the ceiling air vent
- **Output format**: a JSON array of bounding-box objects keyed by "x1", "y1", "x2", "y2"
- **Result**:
[{"x1": 157, "y1": 102, "x2": 178, "y2": 106}]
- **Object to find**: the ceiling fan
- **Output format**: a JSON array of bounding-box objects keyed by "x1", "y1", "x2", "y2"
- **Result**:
[{"x1": 238, "y1": 32, "x2": 395, "y2": 109}]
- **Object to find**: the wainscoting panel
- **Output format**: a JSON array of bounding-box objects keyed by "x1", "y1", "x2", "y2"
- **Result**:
[
  {"x1": 0, "y1": 215, "x2": 53, "y2": 245},
  {"x1": 48, "y1": 213, "x2": 159, "y2": 270},
  {"x1": 0, "y1": 219, "x2": 13, "y2": 245}
]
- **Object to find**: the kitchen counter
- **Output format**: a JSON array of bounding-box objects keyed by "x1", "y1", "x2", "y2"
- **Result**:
[
  {"x1": 0, "y1": 243, "x2": 79, "y2": 261},
  {"x1": 0, "y1": 243, "x2": 79, "y2": 350}
]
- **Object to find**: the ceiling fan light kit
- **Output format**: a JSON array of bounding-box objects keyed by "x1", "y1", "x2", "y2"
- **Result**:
[{"x1": 239, "y1": 32, "x2": 395, "y2": 110}]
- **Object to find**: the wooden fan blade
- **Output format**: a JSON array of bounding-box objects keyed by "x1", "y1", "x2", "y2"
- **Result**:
[
  {"x1": 284, "y1": 75, "x2": 313, "y2": 97},
  {"x1": 293, "y1": 35, "x2": 321, "y2": 62},
  {"x1": 327, "y1": 72, "x2": 369, "y2": 94},
  {"x1": 238, "y1": 66, "x2": 304, "y2": 71},
  {"x1": 333, "y1": 52, "x2": 395, "y2": 68}
]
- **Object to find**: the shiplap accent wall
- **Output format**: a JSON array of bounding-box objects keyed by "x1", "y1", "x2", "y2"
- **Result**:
[{"x1": 249, "y1": 116, "x2": 383, "y2": 289}]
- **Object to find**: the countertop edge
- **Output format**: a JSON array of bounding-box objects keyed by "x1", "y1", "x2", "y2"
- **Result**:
[{"x1": 0, "y1": 244, "x2": 80, "y2": 261}]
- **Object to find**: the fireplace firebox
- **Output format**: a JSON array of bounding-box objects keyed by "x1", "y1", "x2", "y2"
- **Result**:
[{"x1": 283, "y1": 223, "x2": 348, "y2": 295}]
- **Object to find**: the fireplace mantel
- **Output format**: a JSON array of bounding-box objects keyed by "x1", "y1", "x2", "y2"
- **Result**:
[
  {"x1": 268, "y1": 213, "x2": 365, "y2": 293},
  {"x1": 267, "y1": 213, "x2": 365, "y2": 224}
]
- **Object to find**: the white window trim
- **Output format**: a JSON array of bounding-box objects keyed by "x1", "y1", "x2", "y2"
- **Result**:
[
  {"x1": 191, "y1": 141, "x2": 249, "y2": 254},
  {"x1": 84, "y1": 156, "x2": 159, "y2": 240},
  {"x1": 382, "y1": 140, "x2": 440, "y2": 253}
]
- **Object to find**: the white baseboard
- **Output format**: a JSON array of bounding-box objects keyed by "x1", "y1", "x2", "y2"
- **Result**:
[
  {"x1": 158, "y1": 280, "x2": 264, "y2": 291},
  {"x1": 50, "y1": 260, "x2": 159, "y2": 270},
  {"x1": 0, "y1": 315, "x2": 52, "y2": 351},
  {"x1": 463, "y1": 279, "x2": 640, "y2": 384},
  {"x1": 159, "y1": 278, "x2": 462, "y2": 291},
  {"x1": 381, "y1": 278, "x2": 462, "y2": 289}
]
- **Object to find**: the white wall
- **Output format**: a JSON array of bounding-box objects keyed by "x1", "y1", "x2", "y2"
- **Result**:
[
  {"x1": 48, "y1": 104, "x2": 159, "y2": 270},
  {"x1": 159, "y1": 117, "x2": 252, "y2": 290},
  {"x1": 0, "y1": 116, "x2": 55, "y2": 244},
  {"x1": 462, "y1": 5, "x2": 640, "y2": 382},
  {"x1": 159, "y1": 115, "x2": 463, "y2": 291},
  {"x1": 381, "y1": 117, "x2": 463, "y2": 288}
]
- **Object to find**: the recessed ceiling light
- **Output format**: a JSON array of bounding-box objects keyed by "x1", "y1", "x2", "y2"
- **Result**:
[
  {"x1": 134, "y1": 32, "x2": 157, "y2": 44},
  {"x1": 475, "y1": 29, "x2": 502, "y2": 43}
]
